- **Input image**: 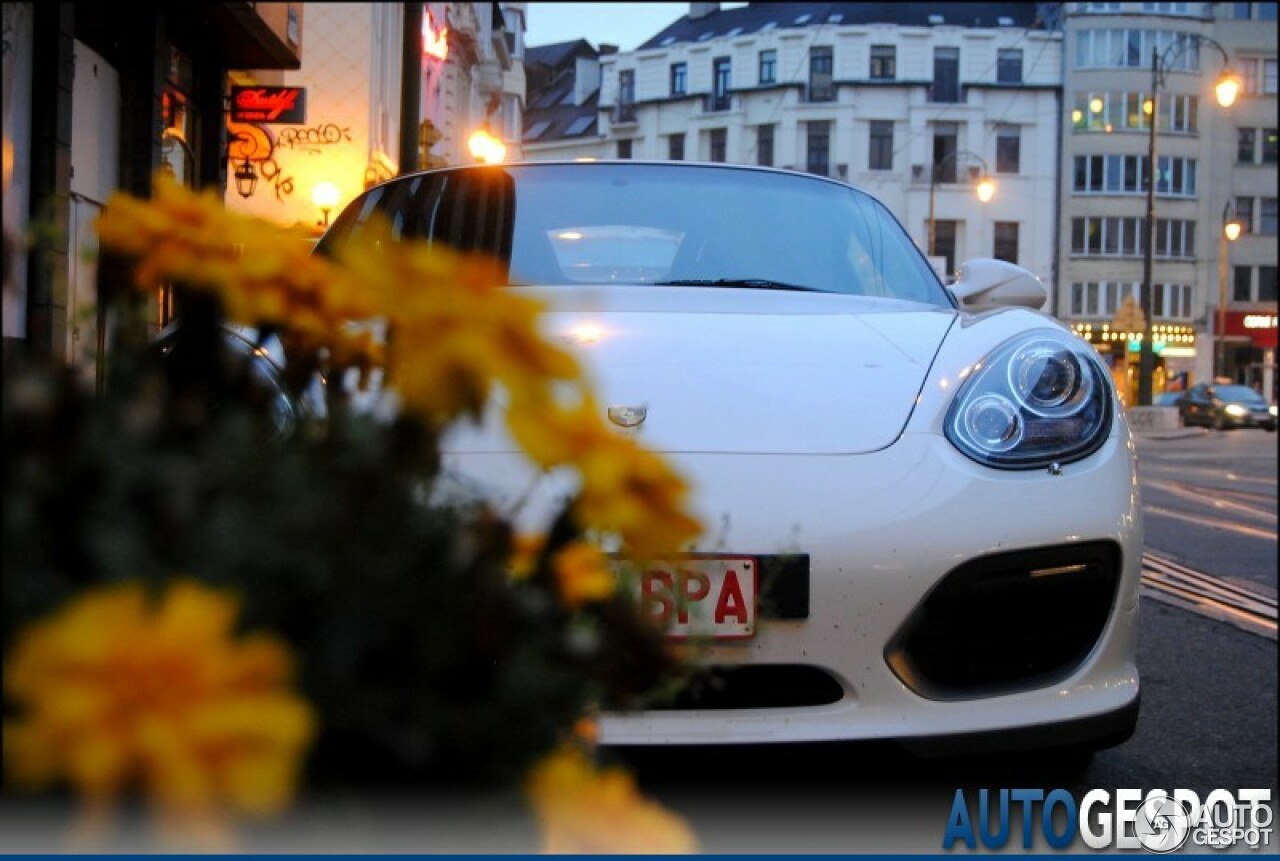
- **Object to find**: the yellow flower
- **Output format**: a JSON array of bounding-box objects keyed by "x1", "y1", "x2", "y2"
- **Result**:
[
  {"x1": 551, "y1": 541, "x2": 616, "y2": 607},
  {"x1": 508, "y1": 532, "x2": 546, "y2": 582},
  {"x1": 3, "y1": 580, "x2": 316, "y2": 834},
  {"x1": 526, "y1": 744, "x2": 697, "y2": 854}
]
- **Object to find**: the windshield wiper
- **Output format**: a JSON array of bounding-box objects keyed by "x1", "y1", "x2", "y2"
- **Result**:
[{"x1": 654, "y1": 278, "x2": 829, "y2": 293}]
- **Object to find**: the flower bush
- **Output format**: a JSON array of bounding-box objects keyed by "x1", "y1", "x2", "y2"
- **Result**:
[{"x1": 2, "y1": 174, "x2": 701, "y2": 851}]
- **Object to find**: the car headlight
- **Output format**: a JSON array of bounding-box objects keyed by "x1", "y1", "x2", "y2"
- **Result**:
[
  {"x1": 1225, "y1": 404, "x2": 1247, "y2": 418},
  {"x1": 945, "y1": 330, "x2": 1113, "y2": 469}
]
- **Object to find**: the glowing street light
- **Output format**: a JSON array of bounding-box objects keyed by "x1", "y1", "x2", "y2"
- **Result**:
[{"x1": 468, "y1": 127, "x2": 507, "y2": 164}]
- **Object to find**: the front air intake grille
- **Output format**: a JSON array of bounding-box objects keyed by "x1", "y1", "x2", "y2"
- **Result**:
[
  {"x1": 885, "y1": 541, "x2": 1122, "y2": 700},
  {"x1": 649, "y1": 664, "x2": 844, "y2": 710}
]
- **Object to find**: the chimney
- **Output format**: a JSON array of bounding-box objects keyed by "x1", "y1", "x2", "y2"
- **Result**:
[
  {"x1": 689, "y1": 3, "x2": 720, "y2": 20},
  {"x1": 598, "y1": 43, "x2": 618, "y2": 55}
]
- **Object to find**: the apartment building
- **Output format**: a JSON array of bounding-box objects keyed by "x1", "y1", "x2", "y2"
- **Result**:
[
  {"x1": 1057, "y1": 2, "x2": 1277, "y2": 401},
  {"x1": 526, "y1": 2, "x2": 1063, "y2": 289}
]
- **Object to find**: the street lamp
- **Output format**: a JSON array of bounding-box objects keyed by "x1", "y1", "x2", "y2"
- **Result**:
[
  {"x1": 467, "y1": 126, "x2": 507, "y2": 164},
  {"x1": 1136, "y1": 35, "x2": 1240, "y2": 406},
  {"x1": 1218, "y1": 202, "x2": 1243, "y2": 381},
  {"x1": 927, "y1": 149, "x2": 996, "y2": 269}
]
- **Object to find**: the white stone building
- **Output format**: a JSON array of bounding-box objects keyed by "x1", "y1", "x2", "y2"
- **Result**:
[{"x1": 525, "y1": 3, "x2": 1063, "y2": 289}]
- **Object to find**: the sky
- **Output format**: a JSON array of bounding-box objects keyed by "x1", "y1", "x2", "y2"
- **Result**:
[{"x1": 523, "y1": 3, "x2": 746, "y2": 52}]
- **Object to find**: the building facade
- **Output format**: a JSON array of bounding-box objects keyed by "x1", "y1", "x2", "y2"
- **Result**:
[
  {"x1": 4, "y1": 2, "x2": 303, "y2": 379},
  {"x1": 1057, "y1": 1, "x2": 1277, "y2": 403},
  {"x1": 3, "y1": 2, "x2": 526, "y2": 384},
  {"x1": 526, "y1": 3, "x2": 1064, "y2": 293},
  {"x1": 225, "y1": 2, "x2": 524, "y2": 231}
]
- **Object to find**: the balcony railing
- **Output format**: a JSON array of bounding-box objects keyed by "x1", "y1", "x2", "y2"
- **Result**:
[{"x1": 611, "y1": 103, "x2": 637, "y2": 124}]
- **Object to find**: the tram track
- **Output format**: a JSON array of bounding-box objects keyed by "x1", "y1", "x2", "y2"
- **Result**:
[{"x1": 1141, "y1": 552, "x2": 1277, "y2": 640}]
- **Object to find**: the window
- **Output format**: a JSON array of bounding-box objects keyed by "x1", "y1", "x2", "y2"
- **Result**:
[
  {"x1": 809, "y1": 46, "x2": 834, "y2": 102},
  {"x1": 932, "y1": 123, "x2": 958, "y2": 182},
  {"x1": 869, "y1": 121, "x2": 893, "y2": 170},
  {"x1": 563, "y1": 116, "x2": 595, "y2": 136},
  {"x1": 1264, "y1": 129, "x2": 1279, "y2": 163},
  {"x1": 932, "y1": 47, "x2": 960, "y2": 102},
  {"x1": 1075, "y1": 29, "x2": 1200, "y2": 70},
  {"x1": 756, "y1": 124, "x2": 774, "y2": 167},
  {"x1": 997, "y1": 49, "x2": 1023, "y2": 83},
  {"x1": 1073, "y1": 154, "x2": 1195, "y2": 196},
  {"x1": 759, "y1": 50, "x2": 776, "y2": 84},
  {"x1": 617, "y1": 139, "x2": 632, "y2": 159},
  {"x1": 1234, "y1": 265, "x2": 1253, "y2": 302},
  {"x1": 711, "y1": 57, "x2": 732, "y2": 111},
  {"x1": 1260, "y1": 266, "x2": 1278, "y2": 301},
  {"x1": 996, "y1": 125, "x2": 1020, "y2": 173},
  {"x1": 1239, "y1": 128, "x2": 1257, "y2": 162},
  {"x1": 668, "y1": 133, "x2": 685, "y2": 161},
  {"x1": 709, "y1": 128, "x2": 727, "y2": 163},
  {"x1": 670, "y1": 62, "x2": 687, "y2": 96},
  {"x1": 1236, "y1": 197, "x2": 1254, "y2": 233},
  {"x1": 1266, "y1": 59, "x2": 1278, "y2": 94},
  {"x1": 1261, "y1": 198, "x2": 1277, "y2": 235},
  {"x1": 870, "y1": 45, "x2": 896, "y2": 80},
  {"x1": 932, "y1": 220, "x2": 957, "y2": 277},
  {"x1": 1072, "y1": 90, "x2": 1197, "y2": 133},
  {"x1": 1240, "y1": 58, "x2": 1260, "y2": 94},
  {"x1": 994, "y1": 223, "x2": 1019, "y2": 264},
  {"x1": 806, "y1": 120, "x2": 831, "y2": 177},
  {"x1": 1071, "y1": 217, "x2": 1195, "y2": 258},
  {"x1": 617, "y1": 70, "x2": 636, "y2": 122}
]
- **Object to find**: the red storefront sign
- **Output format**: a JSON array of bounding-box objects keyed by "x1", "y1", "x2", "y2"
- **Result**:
[
  {"x1": 230, "y1": 86, "x2": 306, "y2": 123},
  {"x1": 1224, "y1": 311, "x2": 1278, "y2": 349}
]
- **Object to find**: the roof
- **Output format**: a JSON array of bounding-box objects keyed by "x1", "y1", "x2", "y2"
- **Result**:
[
  {"x1": 523, "y1": 40, "x2": 601, "y2": 145},
  {"x1": 637, "y1": 2, "x2": 1048, "y2": 50},
  {"x1": 526, "y1": 38, "x2": 597, "y2": 69}
]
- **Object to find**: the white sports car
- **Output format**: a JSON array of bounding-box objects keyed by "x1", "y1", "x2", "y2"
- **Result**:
[{"x1": 316, "y1": 161, "x2": 1142, "y2": 758}]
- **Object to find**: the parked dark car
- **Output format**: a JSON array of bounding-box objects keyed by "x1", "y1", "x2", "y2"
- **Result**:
[{"x1": 1176, "y1": 383, "x2": 1277, "y2": 431}]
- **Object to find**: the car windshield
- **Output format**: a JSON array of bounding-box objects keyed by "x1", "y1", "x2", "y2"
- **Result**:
[
  {"x1": 1214, "y1": 385, "x2": 1266, "y2": 403},
  {"x1": 315, "y1": 162, "x2": 951, "y2": 306}
]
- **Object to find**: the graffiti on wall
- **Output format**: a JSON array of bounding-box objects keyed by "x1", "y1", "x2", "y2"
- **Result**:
[
  {"x1": 227, "y1": 119, "x2": 354, "y2": 205},
  {"x1": 275, "y1": 124, "x2": 352, "y2": 153}
]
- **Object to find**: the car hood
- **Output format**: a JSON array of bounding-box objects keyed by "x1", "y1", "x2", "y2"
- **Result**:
[{"x1": 443, "y1": 284, "x2": 958, "y2": 456}]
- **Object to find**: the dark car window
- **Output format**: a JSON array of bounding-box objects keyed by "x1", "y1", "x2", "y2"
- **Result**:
[
  {"x1": 316, "y1": 163, "x2": 951, "y2": 306},
  {"x1": 1212, "y1": 384, "x2": 1266, "y2": 404}
]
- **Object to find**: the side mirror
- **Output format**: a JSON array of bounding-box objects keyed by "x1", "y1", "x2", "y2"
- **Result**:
[{"x1": 948, "y1": 258, "x2": 1047, "y2": 311}]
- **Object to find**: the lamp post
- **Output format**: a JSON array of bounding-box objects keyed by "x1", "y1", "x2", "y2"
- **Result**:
[
  {"x1": 1137, "y1": 35, "x2": 1239, "y2": 406},
  {"x1": 1218, "y1": 202, "x2": 1242, "y2": 382},
  {"x1": 927, "y1": 149, "x2": 996, "y2": 270}
]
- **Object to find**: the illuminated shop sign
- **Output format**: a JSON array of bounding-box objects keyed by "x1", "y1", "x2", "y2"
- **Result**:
[{"x1": 230, "y1": 86, "x2": 307, "y2": 124}]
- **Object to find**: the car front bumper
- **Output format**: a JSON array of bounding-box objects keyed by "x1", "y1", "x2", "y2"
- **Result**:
[{"x1": 443, "y1": 423, "x2": 1143, "y2": 751}]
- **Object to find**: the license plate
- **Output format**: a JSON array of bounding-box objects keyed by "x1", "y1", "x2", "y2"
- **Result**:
[{"x1": 625, "y1": 556, "x2": 758, "y2": 640}]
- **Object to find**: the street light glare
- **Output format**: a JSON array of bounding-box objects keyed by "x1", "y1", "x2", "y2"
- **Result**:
[
  {"x1": 975, "y1": 177, "x2": 996, "y2": 203},
  {"x1": 1215, "y1": 73, "x2": 1240, "y2": 107},
  {"x1": 468, "y1": 129, "x2": 507, "y2": 164},
  {"x1": 1224, "y1": 220, "x2": 1242, "y2": 242}
]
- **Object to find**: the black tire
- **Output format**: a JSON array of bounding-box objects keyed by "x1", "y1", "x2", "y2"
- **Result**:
[{"x1": 1213, "y1": 412, "x2": 1226, "y2": 431}]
